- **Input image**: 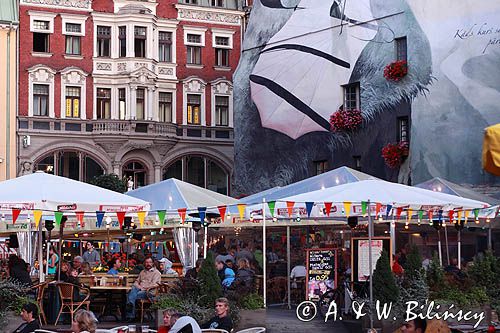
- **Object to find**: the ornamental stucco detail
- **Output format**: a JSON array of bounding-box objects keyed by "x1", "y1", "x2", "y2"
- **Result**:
[
  {"x1": 21, "y1": 0, "x2": 91, "y2": 10},
  {"x1": 178, "y1": 8, "x2": 241, "y2": 25}
]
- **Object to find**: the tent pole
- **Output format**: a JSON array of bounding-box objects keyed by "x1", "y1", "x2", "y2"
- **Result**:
[
  {"x1": 457, "y1": 230, "x2": 461, "y2": 269},
  {"x1": 287, "y1": 224, "x2": 291, "y2": 310},
  {"x1": 488, "y1": 226, "x2": 492, "y2": 251},
  {"x1": 203, "y1": 226, "x2": 208, "y2": 259},
  {"x1": 262, "y1": 198, "x2": 267, "y2": 308},
  {"x1": 390, "y1": 209, "x2": 396, "y2": 254},
  {"x1": 367, "y1": 201, "x2": 374, "y2": 331},
  {"x1": 38, "y1": 219, "x2": 44, "y2": 282},
  {"x1": 444, "y1": 224, "x2": 450, "y2": 266},
  {"x1": 437, "y1": 230, "x2": 442, "y2": 266}
]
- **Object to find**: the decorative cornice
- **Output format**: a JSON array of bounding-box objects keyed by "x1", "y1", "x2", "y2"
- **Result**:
[
  {"x1": 177, "y1": 8, "x2": 241, "y2": 25},
  {"x1": 21, "y1": 0, "x2": 92, "y2": 11}
]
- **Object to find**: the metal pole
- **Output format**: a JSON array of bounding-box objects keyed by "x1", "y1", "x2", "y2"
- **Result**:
[
  {"x1": 38, "y1": 218, "x2": 44, "y2": 282},
  {"x1": 262, "y1": 199, "x2": 267, "y2": 308},
  {"x1": 203, "y1": 226, "x2": 208, "y2": 259},
  {"x1": 367, "y1": 201, "x2": 374, "y2": 330},
  {"x1": 287, "y1": 225, "x2": 291, "y2": 310},
  {"x1": 437, "y1": 230, "x2": 442, "y2": 266},
  {"x1": 488, "y1": 227, "x2": 492, "y2": 251},
  {"x1": 457, "y1": 230, "x2": 461, "y2": 269},
  {"x1": 390, "y1": 209, "x2": 396, "y2": 254},
  {"x1": 444, "y1": 224, "x2": 450, "y2": 266}
]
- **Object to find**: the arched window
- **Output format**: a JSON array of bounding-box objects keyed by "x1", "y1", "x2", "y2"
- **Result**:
[
  {"x1": 34, "y1": 150, "x2": 104, "y2": 182},
  {"x1": 163, "y1": 155, "x2": 229, "y2": 194},
  {"x1": 122, "y1": 161, "x2": 147, "y2": 189}
]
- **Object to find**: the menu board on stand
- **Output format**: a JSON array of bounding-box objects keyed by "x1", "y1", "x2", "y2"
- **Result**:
[
  {"x1": 351, "y1": 237, "x2": 392, "y2": 283},
  {"x1": 306, "y1": 248, "x2": 337, "y2": 301}
]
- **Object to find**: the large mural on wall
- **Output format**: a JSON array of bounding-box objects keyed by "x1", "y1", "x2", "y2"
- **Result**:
[{"x1": 233, "y1": 0, "x2": 500, "y2": 195}]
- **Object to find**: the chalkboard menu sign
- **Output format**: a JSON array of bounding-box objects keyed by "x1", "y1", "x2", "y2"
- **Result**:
[{"x1": 306, "y1": 248, "x2": 337, "y2": 301}]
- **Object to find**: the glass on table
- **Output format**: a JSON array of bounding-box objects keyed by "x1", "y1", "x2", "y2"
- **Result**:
[
  {"x1": 141, "y1": 325, "x2": 149, "y2": 333},
  {"x1": 128, "y1": 325, "x2": 136, "y2": 333}
]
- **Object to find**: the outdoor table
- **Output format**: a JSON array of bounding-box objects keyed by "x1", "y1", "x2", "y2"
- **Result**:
[{"x1": 91, "y1": 285, "x2": 131, "y2": 322}]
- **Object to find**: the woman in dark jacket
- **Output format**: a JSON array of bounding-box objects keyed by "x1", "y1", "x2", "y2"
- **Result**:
[
  {"x1": 234, "y1": 258, "x2": 254, "y2": 289},
  {"x1": 8, "y1": 255, "x2": 32, "y2": 286}
]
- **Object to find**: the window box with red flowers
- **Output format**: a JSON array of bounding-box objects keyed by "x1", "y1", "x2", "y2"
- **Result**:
[
  {"x1": 382, "y1": 141, "x2": 409, "y2": 168},
  {"x1": 330, "y1": 108, "x2": 363, "y2": 132},
  {"x1": 383, "y1": 60, "x2": 408, "y2": 81}
]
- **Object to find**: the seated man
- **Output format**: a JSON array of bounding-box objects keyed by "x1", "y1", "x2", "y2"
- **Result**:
[
  {"x1": 200, "y1": 297, "x2": 233, "y2": 332},
  {"x1": 107, "y1": 258, "x2": 121, "y2": 275},
  {"x1": 12, "y1": 303, "x2": 40, "y2": 333},
  {"x1": 126, "y1": 257, "x2": 161, "y2": 321}
]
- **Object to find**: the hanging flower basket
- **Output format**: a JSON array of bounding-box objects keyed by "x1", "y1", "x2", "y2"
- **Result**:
[
  {"x1": 383, "y1": 60, "x2": 408, "y2": 81},
  {"x1": 382, "y1": 141, "x2": 409, "y2": 168},
  {"x1": 330, "y1": 109, "x2": 363, "y2": 132}
]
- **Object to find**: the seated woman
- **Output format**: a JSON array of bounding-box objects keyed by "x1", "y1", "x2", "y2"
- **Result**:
[
  {"x1": 157, "y1": 308, "x2": 177, "y2": 333},
  {"x1": 233, "y1": 258, "x2": 255, "y2": 289},
  {"x1": 71, "y1": 309, "x2": 98, "y2": 333},
  {"x1": 79, "y1": 262, "x2": 93, "y2": 276}
]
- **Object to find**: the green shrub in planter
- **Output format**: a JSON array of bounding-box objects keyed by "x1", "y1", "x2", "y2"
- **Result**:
[
  {"x1": 0, "y1": 280, "x2": 31, "y2": 325},
  {"x1": 373, "y1": 250, "x2": 399, "y2": 304},
  {"x1": 198, "y1": 252, "x2": 222, "y2": 308},
  {"x1": 239, "y1": 293, "x2": 264, "y2": 310}
]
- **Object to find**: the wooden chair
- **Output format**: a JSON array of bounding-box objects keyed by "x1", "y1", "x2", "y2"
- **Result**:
[
  {"x1": 54, "y1": 282, "x2": 90, "y2": 325},
  {"x1": 139, "y1": 282, "x2": 172, "y2": 323},
  {"x1": 235, "y1": 328, "x2": 266, "y2": 333},
  {"x1": 30, "y1": 281, "x2": 48, "y2": 325}
]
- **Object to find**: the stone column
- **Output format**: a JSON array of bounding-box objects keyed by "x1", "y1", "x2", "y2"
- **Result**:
[
  {"x1": 129, "y1": 86, "x2": 137, "y2": 120},
  {"x1": 112, "y1": 161, "x2": 121, "y2": 177},
  {"x1": 147, "y1": 87, "x2": 155, "y2": 121},
  {"x1": 78, "y1": 152, "x2": 84, "y2": 182},
  {"x1": 154, "y1": 163, "x2": 162, "y2": 183}
]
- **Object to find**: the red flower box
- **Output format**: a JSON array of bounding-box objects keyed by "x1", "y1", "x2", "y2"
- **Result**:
[
  {"x1": 383, "y1": 60, "x2": 408, "y2": 81},
  {"x1": 330, "y1": 109, "x2": 363, "y2": 132},
  {"x1": 382, "y1": 141, "x2": 409, "y2": 168}
]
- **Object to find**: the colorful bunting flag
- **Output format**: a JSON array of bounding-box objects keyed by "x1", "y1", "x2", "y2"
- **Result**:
[
  {"x1": 437, "y1": 210, "x2": 443, "y2": 222},
  {"x1": 54, "y1": 211, "x2": 64, "y2": 227},
  {"x1": 157, "y1": 210, "x2": 166, "y2": 225},
  {"x1": 473, "y1": 209, "x2": 479, "y2": 220},
  {"x1": 407, "y1": 208, "x2": 413, "y2": 221},
  {"x1": 11, "y1": 209, "x2": 21, "y2": 224},
  {"x1": 137, "y1": 211, "x2": 147, "y2": 227},
  {"x1": 178, "y1": 208, "x2": 187, "y2": 224},
  {"x1": 217, "y1": 206, "x2": 226, "y2": 223},
  {"x1": 116, "y1": 212, "x2": 126, "y2": 229},
  {"x1": 361, "y1": 201, "x2": 368, "y2": 217},
  {"x1": 75, "y1": 211, "x2": 84, "y2": 228},
  {"x1": 395, "y1": 207, "x2": 403, "y2": 220},
  {"x1": 324, "y1": 202, "x2": 333, "y2": 217},
  {"x1": 286, "y1": 201, "x2": 295, "y2": 217},
  {"x1": 464, "y1": 210, "x2": 469, "y2": 223},
  {"x1": 385, "y1": 204, "x2": 393, "y2": 220},
  {"x1": 448, "y1": 210, "x2": 455, "y2": 223},
  {"x1": 457, "y1": 211, "x2": 462, "y2": 222},
  {"x1": 268, "y1": 201, "x2": 276, "y2": 217},
  {"x1": 305, "y1": 202, "x2": 314, "y2": 218},
  {"x1": 418, "y1": 210, "x2": 424, "y2": 221},
  {"x1": 237, "y1": 204, "x2": 246, "y2": 220},
  {"x1": 375, "y1": 203, "x2": 382, "y2": 219},
  {"x1": 33, "y1": 210, "x2": 42, "y2": 228},
  {"x1": 428, "y1": 210, "x2": 434, "y2": 221},
  {"x1": 96, "y1": 211, "x2": 105, "y2": 228},
  {"x1": 198, "y1": 207, "x2": 207, "y2": 225}
]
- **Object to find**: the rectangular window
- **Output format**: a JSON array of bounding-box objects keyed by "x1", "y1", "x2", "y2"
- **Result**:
[
  {"x1": 187, "y1": 34, "x2": 201, "y2": 44},
  {"x1": 211, "y1": 0, "x2": 224, "y2": 6},
  {"x1": 343, "y1": 83, "x2": 360, "y2": 110},
  {"x1": 136, "y1": 88, "x2": 145, "y2": 120},
  {"x1": 215, "y1": 96, "x2": 229, "y2": 126},
  {"x1": 215, "y1": 36, "x2": 229, "y2": 46},
  {"x1": 65, "y1": 86, "x2": 81, "y2": 118},
  {"x1": 187, "y1": 94, "x2": 201, "y2": 125},
  {"x1": 397, "y1": 116, "x2": 409, "y2": 142},
  {"x1": 314, "y1": 160, "x2": 328, "y2": 175},
  {"x1": 33, "y1": 84, "x2": 49, "y2": 116},
  {"x1": 33, "y1": 32, "x2": 49, "y2": 53},
  {"x1": 96, "y1": 88, "x2": 111, "y2": 119},
  {"x1": 185, "y1": 0, "x2": 198, "y2": 3},
  {"x1": 119, "y1": 26, "x2": 127, "y2": 58},
  {"x1": 119, "y1": 88, "x2": 126, "y2": 120},
  {"x1": 97, "y1": 26, "x2": 111, "y2": 57},
  {"x1": 66, "y1": 23, "x2": 81, "y2": 33},
  {"x1": 159, "y1": 31, "x2": 172, "y2": 62},
  {"x1": 215, "y1": 48, "x2": 229, "y2": 67},
  {"x1": 33, "y1": 20, "x2": 49, "y2": 30},
  {"x1": 134, "y1": 26, "x2": 147, "y2": 58},
  {"x1": 159, "y1": 92, "x2": 172, "y2": 122},
  {"x1": 187, "y1": 46, "x2": 201, "y2": 65},
  {"x1": 395, "y1": 37, "x2": 407, "y2": 62},
  {"x1": 65, "y1": 35, "x2": 81, "y2": 55}
]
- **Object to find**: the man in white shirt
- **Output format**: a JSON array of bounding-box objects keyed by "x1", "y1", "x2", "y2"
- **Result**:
[{"x1": 290, "y1": 264, "x2": 307, "y2": 279}]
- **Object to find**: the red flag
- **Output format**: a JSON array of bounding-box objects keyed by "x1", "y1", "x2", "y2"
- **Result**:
[
  {"x1": 178, "y1": 208, "x2": 187, "y2": 224},
  {"x1": 75, "y1": 211, "x2": 84, "y2": 228},
  {"x1": 448, "y1": 210, "x2": 455, "y2": 223},
  {"x1": 428, "y1": 210, "x2": 434, "y2": 221},
  {"x1": 396, "y1": 207, "x2": 403, "y2": 220},
  {"x1": 218, "y1": 206, "x2": 227, "y2": 223},
  {"x1": 116, "y1": 212, "x2": 126, "y2": 229},
  {"x1": 375, "y1": 203, "x2": 382, "y2": 219},
  {"x1": 324, "y1": 202, "x2": 333, "y2": 217},
  {"x1": 286, "y1": 201, "x2": 295, "y2": 217},
  {"x1": 12, "y1": 209, "x2": 21, "y2": 224}
]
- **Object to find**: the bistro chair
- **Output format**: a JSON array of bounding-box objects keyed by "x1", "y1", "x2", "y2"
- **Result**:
[
  {"x1": 30, "y1": 281, "x2": 49, "y2": 325},
  {"x1": 34, "y1": 330, "x2": 58, "y2": 333},
  {"x1": 139, "y1": 282, "x2": 172, "y2": 323},
  {"x1": 54, "y1": 282, "x2": 90, "y2": 325},
  {"x1": 201, "y1": 329, "x2": 230, "y2": 333},
  {"x1": 235, "y1": 328, "x2": 266, "y2": 333}
]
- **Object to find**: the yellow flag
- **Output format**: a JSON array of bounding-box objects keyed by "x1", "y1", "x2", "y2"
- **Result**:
[
  {"x1": 464, "y1": 210, "x2": 469, "y2": 223},
  {"x1": 457, "y1": 210, "x2": 463, "y2": 222},
  {"x1": 407, "y1": 209, "x2": 413, "y2": 221},
  {"x1": 33, "y1": 210, "x2": 43, "y2": 228},
  {"x1": 343, "y1": 202, "x2": 352, "y2": 218},
  {"x1": 137, "y1": 211, "x2": 147, "y2": 227},
  {"x1": 237, "y1": 204, "x2": 246, "y2": 220}
]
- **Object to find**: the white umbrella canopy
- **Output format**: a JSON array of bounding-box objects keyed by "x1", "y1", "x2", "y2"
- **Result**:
[
  {"x1": 0, "y1": 171, "x2": 150, "y2": 213},
  {"x1": 272, "y1": 179, "x2": 490, "y2": 218}
]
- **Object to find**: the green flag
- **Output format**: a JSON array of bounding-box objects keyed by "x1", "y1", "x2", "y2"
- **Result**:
[
  {"x1": 157, "y1": 210, "x2": 166, "y2": 225},
  {"x1": 361, "y1": 201, "x2": 367, "y2": 216},
  {"x1": 54, "y1": 211, "x2": 63, "y2": 227},
  {"x1": 268, "y1": 201, "x2": 276, "y2": 217}
]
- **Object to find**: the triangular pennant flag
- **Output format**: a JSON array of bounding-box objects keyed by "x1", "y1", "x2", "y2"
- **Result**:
[
  {"x1": 178, "y1": 208, "x2": 187, "y2": 224},
  {"x1": 157, "y1": 210, "x2": 166, "y2": 225},
  {"x1": 448, "y1": 210, "x2": 455, "y2": 223},
  {"x1": 375, "y1": 203, "x2": 382, "y2": 219},
  {"x1": 457, "y1": 211, "x2": 462, "y2": 222},
  {"x1": 198, "y1": 207, "x2": 207, "y2": 224},
  {"x1": 437, "y1": 210, "x2": 443, "y2": 222},
  {"x1": 268, "y1": 201, "x2": 276, "y2": 217},
  {"x1": 361, "y1": 201, "x2": 368, "y2": 217},
  {"x1": 237, "y1": 204, "x2": 246, "y2": 220},
  {"x1": 324, "y1": 202, "x2": 333, "y2": 217},
  {"x1": 395, "y1": 207, "x2": 403, "y2": 220},
  {"x1": 217, "y1": 206, "x2": 226, "y2": 223},
  {"x1": 407, "y1": 208, "x2": 413, "y2": 222},
  {"x1": 418, "y1": 210, "x2": 424, "y2": 220},
  {"x1": 33, "y1": 210, "x2": 42, "y2": 228},
  {"x1": 54, "y1": 211, "x2": 64, "y2": 227},
  {"x1": 473, "y1": 208, "x2": 479, "y2": 220},
  {"x1": 116, "y1": 212, "x2": 126, "y2": 229},
  {"x1": 385, "y1": 204, "x2": 393, "y2": 219},
  {"x1": 75, "y1": 211, "x2": 84, "y2": 228},
  {"x1": 464, "y1": 210, "x2": 469, "y2": 223},
  {"x1": 305, "y1": 202, "x2": 314, "y2": 218},
  {"x1": 286, "y1": 201, "x2": 295, "y2": 217},
  {"x1": 428, "y1": 210, "x2": 434, "y2": 221},
  {"x1": 137, "y1": 211, "x2": 147, "y2": 227},
  {"x1": 96, "y1": 211, "x2": 105, "y2": 228},
  {"x1": 11, "y1": 209, "x2": 21, "y2": 224}
]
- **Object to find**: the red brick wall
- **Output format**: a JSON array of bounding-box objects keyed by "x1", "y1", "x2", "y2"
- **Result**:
[
  {"x1": 92, "y1": 0, "x2": 114, "y2": 13},
  {"x1": 156, "y1": 0, "x2": 179, "y2": 19},
  {"x1": 19, "y1": 6, "x2": 94, "y2": 119}
]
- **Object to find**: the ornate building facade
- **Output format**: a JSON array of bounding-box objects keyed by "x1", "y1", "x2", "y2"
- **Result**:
[{"x1": 17, "y1": 0, "x2": 246, "y2": 195}]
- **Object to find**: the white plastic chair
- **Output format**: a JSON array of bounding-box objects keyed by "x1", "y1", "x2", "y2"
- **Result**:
[
  {"x1": 235, "y1": 327, "x2": 266, "y2": 333},
  {"x1": 109, "y1": 326, "x2": 130, "y2": 333},
  {"x1": 34, "y1": 330, "x2": 58, "y2": 333},
  {"x1": 201, "y1": 329, "x2": 230, "y2": 333}
]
